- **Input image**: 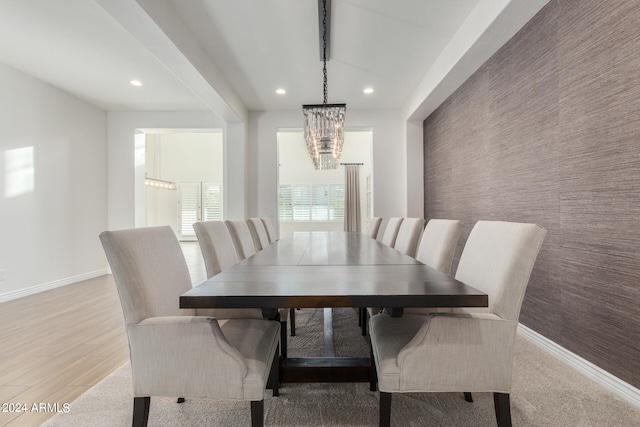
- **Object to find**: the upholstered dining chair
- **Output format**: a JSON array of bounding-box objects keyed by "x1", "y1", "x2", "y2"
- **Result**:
[
  {"x1": 392, "y1": 218, "x2": 425, "y2": 257},
  {"x1": 376, "y1": 218, "x2": 389, "y2": 242},
  {"x1": 226, "y1": 219, "x2": 296, "y2": 338},
  {"x1": 225, "y1": 219, "x2": 258, "y2": 260},
  {"x1": 363, "y1": 216, "x2": 424, "y2": 335},
  {"x1": 403, "y1": 219, "x2": 463, "y2": 316},
  {"x1": 366, "y1": 217, "x2": 382, "y2": 239},
  {"x1": 381, "y1": 217, "x2": 403, "y2": 247},
  {"x1": 261, "y1": 217, "x2": 278, "y2": 243},
  {"x1": 364, "y1": 218, "x2": 461, "y2": 334},
  {"x1": 369, "y1": 221, "x2": 546, "y2": 427},
  {"x1": 193, "y1": 220, "x2": 290, "y2": 358},
  {"x1": 247, "y1": 218, "x2": 270, "y2": 251},
  {"x1": 100, "y1": 226, "x2": 280, "y2": 427}
]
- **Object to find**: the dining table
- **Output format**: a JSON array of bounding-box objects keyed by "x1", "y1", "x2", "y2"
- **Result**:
[{"x1": 180, "y1": 231, "x2": 488, "y2": 384}]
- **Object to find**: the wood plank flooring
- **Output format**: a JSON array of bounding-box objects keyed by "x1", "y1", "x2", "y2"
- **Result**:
[{"x1": 0, "y1": 242, "x2": 206, "y2": 426}]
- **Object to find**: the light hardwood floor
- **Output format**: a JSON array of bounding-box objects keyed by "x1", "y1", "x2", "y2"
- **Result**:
[{"x1": 0, "y1": 242, "x2": 206, "y2": 427}]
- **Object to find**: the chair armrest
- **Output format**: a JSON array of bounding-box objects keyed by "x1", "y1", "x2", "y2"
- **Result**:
[
  {"x1": 396, "y1": 313, "x2": 518, "y2": 392},
  {"x1": 137, "y1": 316, "x2": 219, "y2": 325},
  {"x1": 127, "y1": 316, "x2": 249, "y2": 398}
]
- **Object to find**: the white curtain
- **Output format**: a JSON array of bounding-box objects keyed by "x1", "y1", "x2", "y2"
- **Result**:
[{"x1": 344, "y1": 165, "x2": 361, "y2": 232}]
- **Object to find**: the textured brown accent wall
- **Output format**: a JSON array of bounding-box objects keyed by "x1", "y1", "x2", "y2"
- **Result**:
[{"x1": 424, "y1": 0, "x2": 640, "y2": 388}]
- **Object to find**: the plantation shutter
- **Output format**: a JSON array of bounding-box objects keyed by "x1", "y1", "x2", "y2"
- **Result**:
[
  {"x1": 330, "y1": 184, "x2": 345, "y2": 221},
  {"x1": 293, "y1": 185, "x2": 311, "y2": 221},
  {"x1": 279, "y1": 185, "x2": 293, "y2": 221},
  {"x1": 178, "y1": 182, "x2": 201, "y2": 239},
  {"x1": 202, "y1": 182, "x2": 222, "y2": 221}
]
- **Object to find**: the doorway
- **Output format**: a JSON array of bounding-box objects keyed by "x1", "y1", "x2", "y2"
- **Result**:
[
  {"x1": 143, "y1": 130, "x2": 224, "y2": 241},
  {"x1": 277, "y1": 130, "x2": 373, "y2": 236}
]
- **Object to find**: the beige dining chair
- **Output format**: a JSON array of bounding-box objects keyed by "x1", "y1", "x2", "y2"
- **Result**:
[
  {"x1": 415, "y1": 219, "x2": 463, "y2": 275},
  {"x1": 381, "y1": 217, "x2": 403, "y2": 247},
  {"x1": 193, "y1": 220, "x2": 290, "y2": 358},
  {"x1": 363, "y1": 216, "x2": 424, "y2": 334},
  {"x1": 375, "y1": 218, "x2": 389, "y2": 242},
  {"x1": 364, "y1": 218, "x2": 461, "y2": 334},
  {"x1": 261, "y1": 217, "x2": 278, "y2": 243},
  {"x1": 369, "y1": 221, "x2": 546, "y2": 427},
  {"x1": 226, "y1": 219, "x2": 295, "y2": 338},
  {"x1": 225, "y1": 219, "x2": 257, "y2": 260},
  {"x1": 366, "y1": 217, "x2": 382, "y2": 239},
  {"x1": 364, "y1": 217, "x2": 416, "y2": 331},
  {"x1": 243, "y1": 218, "x2": 296, "y2": 336},
  {"x1": 247, "y1": 218, "x2": 270, "y2": 251},
  {"x1": 100, "y1": 226, "x2": 280, "y2": 427},
  {"x1": 403, "y1": 219, "x2": 463, "y2": 316},
  {"x1": 392, "y1": 217, "x2": 425, "y2": 257}
]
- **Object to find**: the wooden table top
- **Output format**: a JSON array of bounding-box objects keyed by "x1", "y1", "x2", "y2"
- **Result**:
[{"x1": 180, "y1": 231, "x2": 487, "y2": 310}]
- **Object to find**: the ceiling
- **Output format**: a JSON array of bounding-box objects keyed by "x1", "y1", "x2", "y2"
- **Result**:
[
  {"x1": 159, "y1": 0, "x2": 480, "y2": 111},
  {"x1": 0, "y1": 0, "x2": 546, "y2": 119}
]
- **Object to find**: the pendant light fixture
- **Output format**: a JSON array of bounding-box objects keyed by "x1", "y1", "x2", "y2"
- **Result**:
[
  {"x1": 303, "y1": 0, "x2": 346, "y2": 170},
  {"x1": 144, "y1": 176, "x2": 176, "y2": 190}
]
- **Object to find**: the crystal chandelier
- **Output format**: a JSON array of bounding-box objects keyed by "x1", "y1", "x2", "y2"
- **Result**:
[{"x1": 303, "y1": 0, "x2": 346, "y2": 170}]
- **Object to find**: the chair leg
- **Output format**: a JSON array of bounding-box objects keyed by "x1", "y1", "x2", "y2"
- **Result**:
[
  {"x1": 464, "y1": 392, "x2": 473, "y2": 402},
  {"x1": 267, "y1": 344, "x2": 280, "y2": 397},
  {"x1": 380, "y1": 392, "x2": 392, "y2": 427},
  {"x1": 369, "y1": 343, "x2": 378, "y2": 392},
  {"x1": 250, "y1": 400, "x2": 264, "y2": 427},
  {"x1": 280, "y1": 320, "x2": 288, "y2": 359},
  {"x1": 132, "y1": 396, "x2": 150, "y2": 427},
  {"x1": 361, "y1": 308, "x2": 368, "y2": 335},
  {"x1": 289, "y1": 308, "x2": 296, "y2": 336},
  {"x1": 493, "y1": 393, "x2": 512, "y2": 427}
]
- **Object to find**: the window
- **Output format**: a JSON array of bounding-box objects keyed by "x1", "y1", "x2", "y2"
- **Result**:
[
  {"x1": 178, "y1": 182, "x2": 223, "y2": 239},
  {"x1": 279, "y1": 184, "x2": 344, "y2": 221}
]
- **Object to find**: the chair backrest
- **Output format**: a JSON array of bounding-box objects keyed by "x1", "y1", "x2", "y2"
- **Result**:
[
  {"x1": 415, "y1": 219, "x2": 463, "y2": 275},
  {"x1": 246, "y1": 218, "x2": 270, "y2": 250},
  {"x1": 225, "y1": 220, "x2": 257, "y2": 260},
  {"x1": 381, "y1": 217, "x2": 404, "y2": 247},
  {"x1": 99, "y1": 226, "x2": 195, "y2": 325},
  {"x1": 366, "y1": 217, "x2": 382, "y2": 238},
  {"x1": 261, "y1": 217, "x2": 278, "y2": 243},
  {"x1": 455, "y1": 221, "x2": 546, "y2": 321},
  {"x1": 193, "y1": 221, "x2": 239, "y2": 278},
  {"x1": 393, "y1": 218, "x2": 425, "y2": 257},
  {"x1": 376, "y1": 218, "x2": 389, "y2": 242}
]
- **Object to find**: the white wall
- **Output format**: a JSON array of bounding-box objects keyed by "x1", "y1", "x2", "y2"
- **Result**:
[
  {"x1": 0, "y1": 62, "x2": 108, "y2": 301},
  {"x1": 278, "y1": 131, "x2": 372, "y2": 184},
  {"x1": 248, "y1": 109, "x2": 406, "y2": 232}
]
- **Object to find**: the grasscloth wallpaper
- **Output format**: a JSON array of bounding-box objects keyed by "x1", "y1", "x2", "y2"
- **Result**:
[{"x1": 423, "y1": 0, "x2": 640, "y2": 388}]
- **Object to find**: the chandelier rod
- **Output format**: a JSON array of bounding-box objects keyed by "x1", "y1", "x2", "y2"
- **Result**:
[{"x1": 322, "y1": 0, "x2": 328, "y2": 105}]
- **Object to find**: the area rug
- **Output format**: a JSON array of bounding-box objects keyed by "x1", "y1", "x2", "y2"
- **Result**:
[{"x1": 42, "y1": 308, "x2": 640, "y2": 426}]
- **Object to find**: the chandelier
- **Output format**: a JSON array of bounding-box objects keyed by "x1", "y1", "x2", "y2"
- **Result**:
[
  {"x1": 144, "y1": 176, "x2": 176, "y2": 190},
  {"x1": 303, "y1": 0, "x2": 346, "y2": 170}
]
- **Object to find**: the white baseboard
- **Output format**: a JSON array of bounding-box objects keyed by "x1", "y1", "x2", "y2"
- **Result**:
[
  {"x1": 518, "y1": 323, "x2": 640, "y2": 409},
  {"x1": 0, "y1": 269, "x2": 109, "y2": 303}
]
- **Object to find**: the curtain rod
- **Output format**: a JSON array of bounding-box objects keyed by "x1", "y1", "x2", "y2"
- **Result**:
[{"x1": 340, "y1": 162, "x2": 364, "y2": 165}]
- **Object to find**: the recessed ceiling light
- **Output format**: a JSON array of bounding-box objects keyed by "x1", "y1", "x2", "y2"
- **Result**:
[
  {"x1": 276, "y1": 88, "x2": 286, "y2": 95},
  {"x1": 363, "y1": 87, "x2": 374, "y2": 94},
  {"x1": 130, "y1": 80, "x2": 142, "y2": 87}
]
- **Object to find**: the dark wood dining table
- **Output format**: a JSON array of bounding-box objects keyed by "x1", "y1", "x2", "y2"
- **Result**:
[{"x1": 180, "y1": 231, "x2": 488, "y2": 383}]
